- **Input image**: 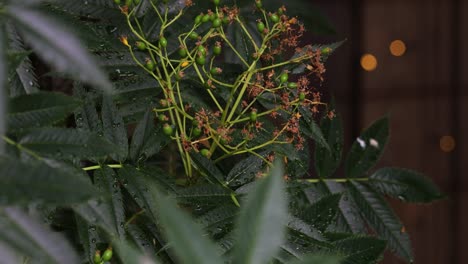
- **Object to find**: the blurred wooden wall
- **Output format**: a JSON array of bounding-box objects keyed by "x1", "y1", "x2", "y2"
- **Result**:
[{"x1": 308, "y1": 0, "x2": 467, "y2": 263}]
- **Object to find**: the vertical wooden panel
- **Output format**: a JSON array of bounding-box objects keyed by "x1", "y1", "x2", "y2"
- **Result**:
[
  {"x1": 308, "y1": 0, "x2": 467, "y2": 262},
  {"x1": 456, "y1": 0, "x2": 468, "y2": 262},
  {"x1": 361, "y1": 0, "x2": 454, "y2": 263}
]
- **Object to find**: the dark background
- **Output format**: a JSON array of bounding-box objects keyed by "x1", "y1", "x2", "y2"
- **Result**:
[{"x1": 305, "y1": 0, "x2": 467, "y2": 263}]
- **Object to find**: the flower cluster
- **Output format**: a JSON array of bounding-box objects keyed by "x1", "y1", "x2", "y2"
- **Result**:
[{"x1": 117, "y1": 0, "x2": 331, "y2": 177}]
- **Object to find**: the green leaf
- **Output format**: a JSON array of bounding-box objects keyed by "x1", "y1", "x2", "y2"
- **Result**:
[
  {"x1": 102, "y1": 95, "x2": 128, "y2": 162},
  {"x1": 197, "y1": 204, "x2": 239, "y2": 231},
  {"x1": 139, "y1": 165, "x2": 179, "y2": 194},
  {"x1": 7, "y1": 92, "x2": 81, "y2": 131},
  {"x1": 74, "y1": 198, "x2": 120, "y2": 238},
  {"x1": 226, "y1": 152, "x2": 267, "y2": 187},
  {"x1": 286, "y1": 216, "x2": 329, "y2": 246},
  {"x1": 191, "y1": 153, "x2": 225, "y2": 184},
  {"x1": 131, "y1": 123, "x2": 170, "y2": 161},
  {"x1": 301, "y1": 193, "x2": 342, "y2": 233},
  {"x1": 55, "y1": 0, "x2": 122, "y2": 20},
  {"x1": 129, "y1": 109, "x2": 154, "y2": 161},
  {"x1": 314, "y1": 182, "x2": 366, "y2": 234},
  {"x1": 224, "y1": 21, "x2": 255, "y2": 68},
  {"x1": 7, "y1": 25, "x2": 40, "y2": 96},
  {"x1": 151, "y1": 187, "x2": 224, "y2": 264},
  {"x1": 113, "y1": 238, "x2": 159, "y2": 264},
  {"x1": 345, "y1": 116, "x2": 389, "y2": 178},
  {"x1": 233, "y1": 160, "x2": 288, "y2": 264},
  {"x1": 299, "y1": 107, "x2": 330, "y2": 152},
  {"x1": 288, "y1": 254, "x2": 342, "y2": 264},
  {"x1": 118, "y1": 165, "x2": 177, "y2": 222},
  {"x1": 0, "y1": 208, "x2": 80, "y2": 264},
  {"x1": 0, "y1": 156, "x2": 97, "y2": 206},
  {"x1": 7, "y1": 50, "x2": 31, "y2": 76},
  {"x1": 19, "y1": 128, "x2": 117, "y2": 159},
  {"x1": 7, "y1": 5, "x2": 113, "y2": 92},
  {"x1": 175, "y1": 184, "x2": 233, "y2": 205},
  {"x1": 75, "y1": 214, "x2": 103, "y2": 263},
  {"x1": 348, "y1": 181, "x2": 413, "y2": 262},
  {"x1": 332, "y1": 235, "x2": 386, "y2": 264},
  {"x1": 0, "y1": 24, "x2": 7, "y2": 154},
  {"x1": 127, "y1": 224, "x2": 159, "y2": 255},
  {"x1": 315, "y1": 110, "x2": 344, "y2": 178},
  {"x1": 73, "y1": 82, "x2": 103, "y2": 134},
  {"x1": 271, "y1": 142, "x2": 311, "y2": 178},
  {"x1": 370, "y1": 167, "x2": 444, "y2": 203},
  {"x1": 94, "y1": 166, "x2": 126, "y2": 239},
  {"x1": 118, "y1": 165, "x2": 158, "y2": 221}
]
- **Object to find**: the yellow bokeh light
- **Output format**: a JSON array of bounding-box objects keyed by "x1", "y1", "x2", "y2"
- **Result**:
[
  {"x1": 390, "y1": 40, "x2": 406, "y2": 56},
  {"x1": 440, "y1": 136, "x2": 456, "y2": 153},
  {"x1": 360, "y1": 54, "x2": 378, "y2": 71}
]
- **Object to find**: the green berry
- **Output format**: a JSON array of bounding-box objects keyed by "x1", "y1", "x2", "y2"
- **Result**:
[
  {"x1": 163, "y1": 124, "x2": 173, "y2": 136},
  {"x1": 255, "y1": 0, "x2": 262, "y2": 9},
  {"x1": 189, "y1": 32, "x2": 199, "y2": 40},
  {"x1": 287, "y1": 82, "x2": 297, "y2": 89},
  {"x1": 175, "y1": 71, "x2": 183, "y2": 81},
  {"x1": 279, "y1": 72, "x2": 288, "y2": 83},
  {"x1": 250, "y1": 110, "x2": 258, "y2": 122},
  {"x1": 211, "y1": 67, "x2": 221, "y2": 75},
  {"x1": 209, "y1": 13, "x2": 217, "y2": 21},
  {"x1": 200, "y1": 149, "x2": 210, "y2": 157},
  {"x1": 212, "y1": 18, "x2": 222, "y2": 28},
  {"x1": 93, "y1": 251, "x2": 102, "y2": 264},
  {"x1": 114, "y1": 0, "x2": 121, "y2": 5},
  {"x1": 125, "y1": 0, "x2": 133, "y2": 7},
  {"x1": 198, "y1": 45, "x2": 207, "y2": 56},
  {"x1": 136, "y1": 41, "x2": 146, "y2": 51},
  {"x1": 192, "y1": 127, "x2": 202, "y2": 137},
  {"x1": 270, "y1": 13, "x2": 280, "y2": 23},
  {"x1": 158, "y1": 114, "x2": 166, "y2": 122},
  {"x1": 195, "y1": 14, "x2": 203, "y2": 24},
  {"x1": 213, "y1": 45, "x2": 222, "y2": 55},
  {"x1": 145, "y1": 60, "x2": 155, "y2": 71},
  {"x1": 213, "y1": 0, "x2": 220, "y2": 6},
  {"x1": 257, "y1": 21, "x2": 265, "y2": 33},
  {"x1": 102, "y1": 248, "x2": 113, "y2": 262},
  {"x1": 278, "y1": 7, "x2": 284, "y2": 15},
  {"x1": 202, "y1": 14, "x2": 211, "y2": 23},
  {"x1": 196, "y1": 55, "x2": 206, "y2": 65},
  {"x1": 321, "y1": 47, "x2": 332, "y2": 55},
  {"x1": 179, "y1": 48, "x2": 188, "y2": 58},
  {"x1": 159, "y1": 37, "x2": 168, "y2": 48},
  {"x1": 299, "y1": 92, "x2": 306, "y2": 101},
  {"x1": 222, "y1": 16, "x2": 230, "y2": 24}
]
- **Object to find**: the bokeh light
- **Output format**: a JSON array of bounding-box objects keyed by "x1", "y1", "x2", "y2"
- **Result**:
[
  {"x1": 389, "y1": 40, "x2": 407, "y2": 56},
  {"x1": 360, "y1": 54, "x2": 378, "y2": 71},
  {"x1": 440, "y1": 136, "x2": 456, "y2": 153}
]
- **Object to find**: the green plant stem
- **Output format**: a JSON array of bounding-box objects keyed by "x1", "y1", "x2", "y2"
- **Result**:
[
  {"x1": 82, "y1": 164, "x2": 123, "y2": 171},
  {"x1": 298, "y1": 178, "x2": 370, "y2": 183},
  {"x1": 125, "y1": 209, "x2": 146, "y2": 227},
  {"x1": 2, "y1": 136, "x2": 42, "y2": 160},
  {"x1": 256, "y1": 54, "x2": 313, "y2": 72}
]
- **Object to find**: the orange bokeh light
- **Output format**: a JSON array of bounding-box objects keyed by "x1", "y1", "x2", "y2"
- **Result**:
[
  {"x1": 390, "y1": 40, "x2": 407, "y2": 56},
  {"x1": 360, "y1": 54, "x2": 378, "y2": 71},
  {"x1": 440, "y1": 136, "x2": 456, "y2": 153}
]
